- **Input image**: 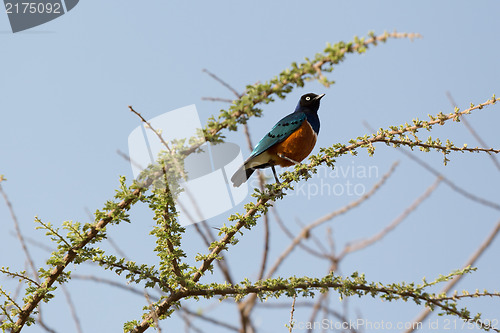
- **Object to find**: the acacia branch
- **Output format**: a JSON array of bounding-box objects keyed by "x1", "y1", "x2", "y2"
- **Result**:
[
  {"x1": 272, "y1": 208, "x2": 331, "y2": 259},
  {"x1": 133, "y1": 94, "x2": 499, "y2": 331},
  {"x1": 201, "y1": 97, "x2": 234, "y2": 103},
  {"x1": 0, "y1": 269, "x2": 40, "y2": 288},
  {"x1": 181, "y1": 306, "x2": 240, "y2": 332},
  {"x1": 202, "y1": 68, "x2": 241, "y2": 98},
  {"x1": 131, "y1": 272, "x2": 497, "y2": 333},
  {"x1": 446, "y1": 91, "x2": 500, "y2": 171},
  {"x1": 382, "y1": 139, "x2": 500, "y2": 154},
  {"x1": 363, "y1": 121, "x2": 500, "y2": 211},
  {"x1": 337, "y1": 176, "x2": 442, "y2": 259},
  {"x1": 204, "y1": 31, "x2": 422, "y2": 139},
  {"x1": 330, "y1": 96, "x2": 500, "y2": 163},
  {"x1": 0, "y1": 185, "x2": 39, "y2": 283},
  {"x1": 405, "y1": 219, "x2": 500, "y2": 333},
  {"x1": 11, "y1": 178, "x2": 153, "y2": 332},
  {"x1": 61, "y1": 286, "x2": 83, "y2": 333},
  {"x1": 264, "y1": 161, "x2": 399, "y2": 279}
]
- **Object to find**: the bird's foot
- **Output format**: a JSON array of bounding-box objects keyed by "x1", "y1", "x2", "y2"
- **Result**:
[{"x1": 271, "y1": 165, "x2": 281, "y2": 185}]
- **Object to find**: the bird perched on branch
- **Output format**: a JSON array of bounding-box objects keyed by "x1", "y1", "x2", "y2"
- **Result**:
[{"x1": 231, "y1": 93, "x2": 325, "y2": 187}]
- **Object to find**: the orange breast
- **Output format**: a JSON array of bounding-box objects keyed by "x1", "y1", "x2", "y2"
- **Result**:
[{"x1": 268, "y1": 120, "x2": 317, "y2": 167}]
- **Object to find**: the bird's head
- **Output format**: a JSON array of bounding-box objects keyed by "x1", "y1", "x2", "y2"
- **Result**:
[{"x1": 296, "y1": 93, "x2": 325, "y2": 113}]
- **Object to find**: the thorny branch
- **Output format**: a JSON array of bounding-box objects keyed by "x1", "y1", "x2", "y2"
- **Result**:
[{"x1": 2, "y1": 31, "x2": 500, "y2": 333}]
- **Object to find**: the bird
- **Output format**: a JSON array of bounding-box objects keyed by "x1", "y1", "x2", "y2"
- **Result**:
[{"x1": 231, "y1": 93, "x2": 325, "y2": 187}]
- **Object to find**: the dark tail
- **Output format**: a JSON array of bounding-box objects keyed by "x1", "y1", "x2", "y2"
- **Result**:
[{"x1": 231, "y1": 164, "x2": 255, "y2": 187}]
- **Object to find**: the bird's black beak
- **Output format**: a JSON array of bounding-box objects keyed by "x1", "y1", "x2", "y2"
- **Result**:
[{"x1": 314, "y1": 93, "x2": 326, "y2": 101}]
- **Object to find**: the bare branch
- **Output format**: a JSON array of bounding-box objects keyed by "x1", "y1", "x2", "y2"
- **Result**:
[
  {"x1": 383, "y1": 138, "x2": 500, "y2": 154},
  {"x1": 0, "y1": 184, "x2": 39, "y2": 282},
  {"x1": 205, "y1": 31, "x2": 423, "y2": 138},
  {"x1": 307, "y1": 260, "x2": 338, "y2": 333},
  {"x1": 201, "y1": 97, "x2": 234, "y2": 103},
  {"x1": 128, "y1": 106, "x2": 173, "y2": 153},
  {"x1": 202, "y1": 69, "x2": 241, "y2": 98},
  {"x1": 144, "y1": 291, "x2": 162, "y2": 333},
  {"x1": 12, "y1": 178, "x2": 153, "y2": 332},
  {"x1": 37, "y1": 315, "x2": 56, "y2": 333},
  {"x1": 0, "y1": 269, "x2": 40, "y2": 288},
  {"x1": 272, "y1": 208, "x2": 331, "y2": 260},
  {"x1": 363, "y1": 121, "x2": 500, "y2": 211},
  {"x1": 73, "y1": 274, "x2": 154, "y2": 299},
  {"x1": 192, "y1": 222, "x2": 235, "y2": 285},
  {"x1": 258, "y1": 301, "x2": 350, "y2": 326},
  {"x1": 446, "y1": 91, "x2": 500, "y2": 171},
  {"x1": 116, "y1": 149, "x2": 146, "y2": 172},
  {"x1": 61, "y1": 285, "x2": 83, "y2": 333},
  {"x1": 265, "y1": 161, "x2": 399, "y2": 279},
  {"x1": 404, "y1": 219, "x2": 500, "y2": 333},
  {"x1": 180, "y1": 307, "x2": 240, "y2": 332},
  {"x1": 178, "y1": 311, "x2": 204, "y2": 333},
  {"x1": 337, "y1": 176, "x2": 442, "y2": 260},
  {"x1": 288, "y1": 294, "x2": 297, "y2": 333}
]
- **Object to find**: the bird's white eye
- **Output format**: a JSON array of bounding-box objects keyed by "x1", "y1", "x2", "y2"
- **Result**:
[{"x1": 305, "y1": 96, "x2": 311, "y2": 101}]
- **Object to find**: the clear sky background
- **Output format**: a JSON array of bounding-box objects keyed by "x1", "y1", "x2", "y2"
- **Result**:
[{"x1": 1, "y1": 1, "x2": 499, "y2": 332}]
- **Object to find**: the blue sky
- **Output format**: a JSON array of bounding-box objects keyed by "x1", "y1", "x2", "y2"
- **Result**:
[{"x1": 1, "y1": 1, "x2": 499, "y2": 332}]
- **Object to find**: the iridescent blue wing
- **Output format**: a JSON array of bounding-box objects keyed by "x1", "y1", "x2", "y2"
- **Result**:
[{"x1": 248, "y1": 112, "x2": 306, "y2": 160}]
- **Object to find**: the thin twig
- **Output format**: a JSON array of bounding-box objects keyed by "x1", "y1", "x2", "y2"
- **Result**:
[
  {"x1": 383, "y1": 138, "x2": 500, "y2": 154},
  {"x1": 37, "y1": 314, "x2": 57, "y2": 333},
  {"x1": 240, "y1": 163, "x2": 399, "y2": 329},
  {"x1": 295, "y1": 217, "x2": 332, "y2": 258},
  {"x1": 363, "y1": 121, "x2": 500, "y2": 211},
  {"x1": 337, "y1": 176, "x2": 442, "y2": 260},
  {"x1": 180, "y1": 307, "x2": 240, "y2": 332},
  {"x1": 12, "y1": 178, "x2": 153, "y2": 332},
  {"x1": 128, "y1": 106, "x2": 172, "y2": 153},
  {"x1": 0, "y1": 268, "x2": 40, "y2": 287},
  {"x1": 288, "y1": 294, "x2": 297, "y2": 333},
  {"x1": 258, "y1": 301, "x2": 349, "y2": 324},
  {"x1": 8, "y1": 231, "x2": 54, "y2": 252},
  {"x1": 404, "y1": 219, "x2": 500, "y2": 333},
  {"x1": 205, "y1": 32, "x2": 423, "y2": 138},
  {"x1": 326, "y1": 227, "x2": 335, "y2": 258},
  {"x1": 117, "y1": 149, "x2": 145, "y2": 172},
  {"x1": 61, "y1": 285, "x2": 83, "y2": 333},
  {"x1": 72, "y1": 274, "x2": 158, "y2": 299},
  {"x1": 201, "y1": 97, "x2": 234, "y2": 103},
  {"x1": 85, "y1": 206, "x2": 129, "y2": 260},
  {"x1": 144, "y1": 291, "x2": 162, "y2": 333},
  {"x1": 307, "y1": 260, "x2": 338, "y2": 333},
  {"x1": 1, "y1": 182, "x2": 57, "y2": 331},
  {"x1": 202, "y1": 69, "x2": 241, "y2": 98},
  {"x1": 201, "y1": 70, "x2": 259, "y2": 333},
  {"x1": 406, "y1": 149, "x2": 499, "y2": 210},
  {"x1": 307, "y1": 293, "x2": 329, "y2": 333},
  {"x1": 178, "y1": 311, "x2": 204, "y2": 333},
  {"x1": 0, "y1": 184, "x2": 39, "y2": 281},
  {"x1": 243, "y1": 120, "x2": 271, "y2": 281},
  {"x1": 132, "y1": 52, "x2": 500, "y2": 333},
  {"x1": 191, "y1": 221, "x2": 234, "y2": 285},
  {"x1": 446, "y1": 91, "x2": 500, "y2": 171},
  {"x1": 130, "y1": 275, "x2": 493, "y2": 333},
  {"x1": 272, "y1": 208, "x2": 331, "y2": 259},
  {"x1": 265, "y1": 161, "x2": 399, "y2": 279}
]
